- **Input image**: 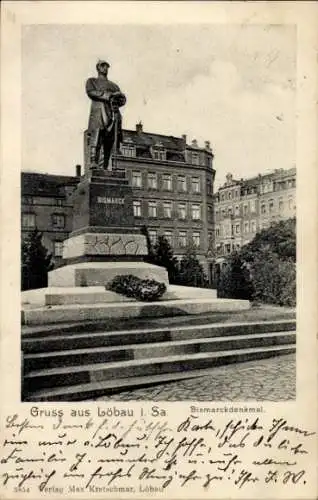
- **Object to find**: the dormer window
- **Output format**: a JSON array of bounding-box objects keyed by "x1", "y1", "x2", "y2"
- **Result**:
[
  {"x1": 121, "y1": 137, "x2": 136, "y2": 157},
  {"x1": 152, "y1": 142, "x2": 166, "y2": 161},
  {"x1": 191, "y1": 152, "x2": 200, "y2": 165},
  {"x1": 121, "y1": 145, "x2": 135, "y2": 157}
]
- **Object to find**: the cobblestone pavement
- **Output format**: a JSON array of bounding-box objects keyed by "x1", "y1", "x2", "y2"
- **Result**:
[{"x1": 97, "y1": 354, "x2": 295, "y2": 402}]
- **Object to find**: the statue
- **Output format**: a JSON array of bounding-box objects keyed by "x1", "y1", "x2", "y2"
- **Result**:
[{"x1": 86, "y1": 60, "x2": 126, "y2": 170}]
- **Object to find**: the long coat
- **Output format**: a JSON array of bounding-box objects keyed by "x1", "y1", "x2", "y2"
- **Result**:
[{"x1": 86, "y1": 77, "x2": 126, "y2": 132}]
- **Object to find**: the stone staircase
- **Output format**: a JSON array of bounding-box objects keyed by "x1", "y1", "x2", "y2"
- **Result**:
[{"x1": 22, "y1": 318, "x2": 296, "y2": 402}]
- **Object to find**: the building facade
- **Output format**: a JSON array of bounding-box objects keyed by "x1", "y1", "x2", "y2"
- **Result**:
[
  {"x1": 213, "y1": 167, "x2": 296, "y2": 260},
  {"x1": 22, "y1": 124, "x2": 216, "y2": 277}
]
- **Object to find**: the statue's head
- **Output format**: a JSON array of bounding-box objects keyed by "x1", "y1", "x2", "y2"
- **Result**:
[{"x1": 96, "y1": 59, "x2": 110, "y2": 76}]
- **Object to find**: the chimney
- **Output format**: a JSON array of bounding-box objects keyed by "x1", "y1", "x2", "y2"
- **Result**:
[
  {"x1": 191, "y1": 139, "x2": 198, "y2": 147},
  {"x1": 76, "y1": 164, "x2": 81, "y2": 177},
  {"x1": 136, "y1": 122, "x2": 143, "y2": 134},
  {"x1": 182, "y1": 134, "x2": 187, "y2": 144},
  {"x1": 205, "y1": 140, "x2": 211, "y2": 150}
]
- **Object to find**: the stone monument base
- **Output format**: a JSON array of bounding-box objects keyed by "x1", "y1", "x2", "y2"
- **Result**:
[
  {"x1": 22, "y1": 287, "x2": 249, "y2": 325},
  {"x1": 48, "y1": 261, "x2": 169, "y2": 288},
  {"x1": 62, "y1": 232, "x2": 148, "y2": 260}
]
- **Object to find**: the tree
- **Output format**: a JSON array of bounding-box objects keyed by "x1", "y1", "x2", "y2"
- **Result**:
[
  {"x1": 177, "y1": 245, "x2": 208, "y2": 287},
  {"x1": 218, "y1": 219, "x2": 297, "y2": 306},
  {"x1": 249, "y1": 247, "x2": 296, "y2": 306},
  {"x1": 240, "y1": 217, "x2": 296, "y2": 263},
  {"x1": 21, "y1": 229, "x2": 54, "y2": 290},
  {"x1": 151, "y1": 235, "x2": 179, "y2": 283},
  {"x1": 217, "y1": 252, "x2": 254, "y2": 300},
  {"x1": 140, "y1": 225, "x2": 155, "y2": 263}
]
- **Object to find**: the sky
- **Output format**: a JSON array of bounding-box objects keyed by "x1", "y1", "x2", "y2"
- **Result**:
[{"x1": 22, "y1": 24, "x2": 296, "y2": 187}]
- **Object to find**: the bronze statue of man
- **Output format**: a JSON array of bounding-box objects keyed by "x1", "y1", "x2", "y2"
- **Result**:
[{"x1": 86, "y1": 60, "x2": 126, "y2": 170}]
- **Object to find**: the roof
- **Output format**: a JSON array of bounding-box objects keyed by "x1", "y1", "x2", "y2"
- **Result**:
[
  {"x1": 21, "y1": 172, "x2": 79, "y2": 196},
  {"x1": 243, "y1": 167, "x2": 296, "y2": 187},
  {"x1": 123, "y1": 129, "x2": 185, "y2": 152}
]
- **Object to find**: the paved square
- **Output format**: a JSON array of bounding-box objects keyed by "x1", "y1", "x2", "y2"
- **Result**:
[{"x1": 96, "y1": 353, "x2": 295, "y2": 402}]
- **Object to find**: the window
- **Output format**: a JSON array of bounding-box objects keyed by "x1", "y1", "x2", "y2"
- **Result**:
[
  {"x1": 162, "y1": 174, "x2": 172, "y2": 191},
  {"x1": 235, "y1": 223, "x2": 240, "y2": 234},
  {"x1": 164, "y1": 231, "x2": 172, "y2": 245},
  {"x1": 178, "y1": 203, "x2": 186, "y2": 219},
  {"x1": 208, "y1": 205, "x2": 213, "y2": 223},
  {"x1": 215, "y1": 225, "x2": 220, "y2": 237},
  {"x1": 221, "y1": 209, "x2": 226, "y2": 218},
  {"x1": 221, "y1": 193, "x2": 225, "y2": 202},
  {"x1": 224, "y1": 223, "x2": 232, "y2": 237},
  {"x1": 153, "y1": 149, "x2": 166, "y2": 161},
  {"x1": 228, "y1": 207, "x2": 233, "y2": 217},
  {"x1": 121, "y1": 145, "x2": 135, "y2": 157},
  {"x1": 54, "y1": 241, "x2": 64, "y2": 257},
  {"x1": 288, "y1": 198, "x2": 294, "y2": 209},
  {"x1": 244, "y1": 221, "x2": 249, "y2": 233},
  {"x1": 225, "y1": 243, "x2": 231, "y2": 254},
  {"x1": 191, "y1": 153, "x2": 200, "y2": 165},
  {"x1": 228, "y1": 191, "x2": 232, "y2": 199},
  {"x1": 250, "y1": 199, "x2": 256, "y2": 213},
  {"x1": 177, "y1": 175, "x2": 186, "y2": 192},
  {"x1": 148, "y1": 201, "x2": 157, "y2": 218},
  {"x1": 191, "y1": 204, "x2": 201, "y2": 220},
  {"x1": 243, "y1": 204, "x2": 248, "y2": 216},
  {"x1": 148, "y1": 173, "x2": 157, "y2": 190},
  {"x1": 261, "y1": 203, "x2": 266, "y2": 214},
  {"x1": 55, "y1": 198, "x2": 64, "y2": 206},
  {"x1": 163, "y1": 201, "x2": 172, "y2": 218},
  {"x1": 192, "y1": 232, "x2": 200, "y2": 248},
  {"x1": 279, "y1": 199, "x2": 284, "y2": 212},
  {"x1": 215, "y1": 209, "x2": 219, "y2": 219},
  {"x1": 132, "y1": 171, "x2": 142, "y2": 188},
  {"x1": 52, "y1": 214, "x2": 65, "y2": 228},
  {"x1": 191, "y1": 177, "x2": 200, "y2": 193},
  {"x1": 251, "y1": 221, "x2": 257, "y2": 233},
  {"x1": 269, "y1": 199, "x2": 274, "y2": 213},
  {"x1": 235, "y1": 205, "x2": 240, "y2": 216},
  {"x1": 207, "y1": 179, "x2": 212, "y2": 195},
  {"x1": 178, "y1": 231, "x2": 187, "y2": 247},
  {"x1": 133, "y1": 200, "x2": 141, "y2": 217},
  {"x1": 148, "y1": 230, "x2": 157, "y2": 245},
  {"x1": 22, "y1": 196, "x2": 33, "y2": 205},
  {"x1": 22, "y1": 213, "x2": 36, "y2": 228}
]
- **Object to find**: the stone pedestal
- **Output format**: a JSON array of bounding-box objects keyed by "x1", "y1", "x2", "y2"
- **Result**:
[
  {"x1": 48, "y1": 262, "x2": 169, "y2": 288},
  {"x1": 48, "y1": 169, "x2": 168, "y2": 287}
]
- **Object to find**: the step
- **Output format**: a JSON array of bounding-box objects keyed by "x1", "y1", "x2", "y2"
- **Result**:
[
  {"x1": 23, "y1": 332, "x2": 296, "y2": 371},
  {"x1": 22, "y1": 319, "x2": 296, "y2": 353},
  {"x1": 24, "y1": 345, "x2": 295, "y2": 394},
  {"x1": 24, "y1": 347, "x2": 295, "y2": 402},
  {"x1": 22, "y1": 298, "x2": 250, "y2": 326},
  {"x1": 21, "y1": 309, "x2": 296, "y2": 338}
]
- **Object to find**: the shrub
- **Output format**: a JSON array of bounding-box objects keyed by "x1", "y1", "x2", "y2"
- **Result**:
[
  {"x1": 177, "y1": 245, "x2": 209, "y2": 288},
  {"x1": 106, "y1": 274, "x2": 166, "y2": 302},
  {"x1": 249, "y1": 248, "x2": 296, "y2": 307},
  {"x1": 217, "y1": 252, "x2": 254, "y2": 300},
  {"x1": 147, "y1": 235, "x2": 180, "y2": 284},
  {"x1": 21, "y1": 229, "x2": 54, "y2": 290}
]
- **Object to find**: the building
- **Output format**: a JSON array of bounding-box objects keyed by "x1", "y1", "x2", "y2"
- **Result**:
[
  {"x1": 21, "y1": 171, "x2": 80, "y2": 263},
  {"x1": 22, "y1": 123, "x2": 216, "y2": 278},
  {"x1": 213, "y1": 167, "x2": 296, "y2": 259}
]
